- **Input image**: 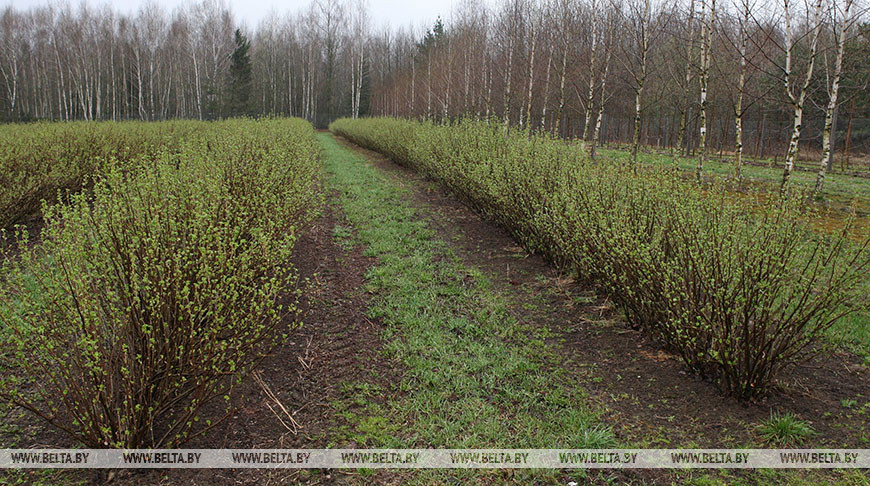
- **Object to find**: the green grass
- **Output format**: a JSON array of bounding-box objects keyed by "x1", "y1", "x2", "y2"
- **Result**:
[
  {"x1": 757, "y1": 412, "x2": 817, "y2": 446},
  {"x1": 599, "y1": 147, "x2": 870, "y2": 213},
  {"x1": 318, "y1": 132, "x2": 608, "y2": 481},
  {"x1": 829, "y1": 312, "x2": 870, "y2": 363},
  {"x1": 332, "y1": 118, "x2": 869, "y2": 398}
]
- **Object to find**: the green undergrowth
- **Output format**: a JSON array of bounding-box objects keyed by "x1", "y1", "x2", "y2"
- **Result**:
[
  {"x1": 318, "y1": 132, "x2": 609, "y2": 482},
  {"x1": 599, "y1": 147, "x2": 870, "y2": 215}
]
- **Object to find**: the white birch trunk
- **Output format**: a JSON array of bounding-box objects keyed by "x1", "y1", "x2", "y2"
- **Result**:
[
  {"x1": 734, "y1": 0, "x2": 748, "y2": 179},
  {"x1": 582, "y1": 18, "x2": 598, "y2": 145},
  {"x1": 554, "y1": 15, "x2": 568, "y2": 136},
  {"x1": 675, "y1": 0, "x2": 695, "y2": 163},
  {"x1": 814, "y1": 0, "x2": 853, "y2": 195},
  {"x1": 540, "y1": 44, "x2": 553, "y2": 130},
  {"x1": 426, "y1": 50, "x2": 432, "y2": 119},
  {"x1": 781, "y1": 0, "x2": 823, "y2": 194},
  {"x1": 591, "y1": 24, "x2": 612, "y2": 159},
  {"x1": 630, "y1": 0, "x2": 651, "y2": 168},
  {"x1": 503, "y1": 21, "x2": 514, "y2": 128},
  {"x1": 696, "y1": 0, "x2": 714, "y2": 181},
  {"x1": 523, "y1": 15, "x2": 538, "y2": 129}
]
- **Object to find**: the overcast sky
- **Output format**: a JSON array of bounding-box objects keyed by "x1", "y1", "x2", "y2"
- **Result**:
[{"x1": 2, "y1": 0, "x2": 463, "y2": 31}]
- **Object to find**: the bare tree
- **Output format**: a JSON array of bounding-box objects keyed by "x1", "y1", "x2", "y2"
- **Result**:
[
  {"x1": 348, "y1": 0, "x2": 369, "y2": 118},
  {"x1": 2, "y1": 0, "x2": 868, "y2": 172},
  {"x1": 0, "y1": 8, "x2": 23, "y2": 118},
  {"x1": 695, "y1": 0, "x2": 715, "y2": 180},
  {"x1": 814, "y1": 0, "x2": 856, "y2": 195},
  {"x1": 553, "y1": 0, "x2": 573, "y2": 135},
  {"x1": 590, "y1": 11, "x2": 615, "y2": 157},
  {"x1": 581, "y1": 0, "x2": 601, "y2": 149},
  {"x1": 780, "y1": 0, "x2": 823, "y2": 194},
  {"x1": 733, "y1": 0, "x2": 750, "y2": 179},
  {"x1": 622, "y1": 0, "x2": 653, "y2": 168},
  {"x1": 502, "y1": 0, "x2": 523, "y2": 127},
  {"x1": 522, "y1": 3, "x2": 540, "y2": 128},
  {"x1": 674, "y1": 0, "x2": 696, "y2": 162}
]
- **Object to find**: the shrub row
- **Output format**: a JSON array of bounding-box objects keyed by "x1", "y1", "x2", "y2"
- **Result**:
[
  {"x1": 0, "y1": 118, "x2": 321, "y2": 447},
  {"x1": 0, "y1": 120, "x2": 209, "y2": 229},
  {"x1": 331, "y1": 117, "x2": 869, "y2": 399}
]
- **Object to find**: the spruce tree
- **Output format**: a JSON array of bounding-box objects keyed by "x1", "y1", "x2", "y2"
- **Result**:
[{"x1": 227, "y1": 29, "x2": 253, "y2": 117}]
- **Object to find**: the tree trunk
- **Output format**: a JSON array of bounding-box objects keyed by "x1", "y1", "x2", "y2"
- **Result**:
[
  {"x1": 554, "y1": 9, "x2": 568, "y2": 137},
  {"x1": 781, "y1": 0, "x2": 822, "y2": 194},
  {"x1": 590, "y1": 25, "x2": 612, "y2": 159},
  {"x1": 630, "y1": 0, "x2": 651, "y2": 169},
  {"x1": 814, "y1": 0, "x2": 853, "y2": 195},
  {"x1": 582, "y1": 19, "x2": 598, "y2": 147},
  {"x1": 696, "y1": 0, "x2": 714, "y2": 181},
  {"x1": 503, "y1": 15, "x2": 515, "y2": 129},
  {"x1": 540, "y1": 44, "x2": 553, "y2": 130},
  {"x1": 523, "y1": 15, "x2": 538, "y2": 129}
]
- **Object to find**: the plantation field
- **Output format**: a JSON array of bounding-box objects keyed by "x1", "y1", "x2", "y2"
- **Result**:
[
  {"x1": 0, "y1": 118, "x2": 868, "y2": 485},
  {"x1": 605, "y1": 147, "x2": 870, "y2": 355},
  {"x1": 1, "y1": 118, "x2": 322, "y2": 449},
  {"x1": 0, "y1": 121, "x2": 214, "y2": 230}
]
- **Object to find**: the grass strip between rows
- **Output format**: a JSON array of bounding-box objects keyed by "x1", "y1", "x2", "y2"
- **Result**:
[{"x1": 318, "y1": 132, "x2": 611, "y2": 480}]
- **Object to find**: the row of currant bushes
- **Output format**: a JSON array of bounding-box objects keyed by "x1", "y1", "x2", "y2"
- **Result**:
[
  {"x1": 331, "y1": 117, "x2": 869, "y2": 399},
  {"x1": 0, "y1": 120, "x2": 210, "y2": 229},
  {"x1": 0, "y1": 118, "x2": 322, "y2": 447}
]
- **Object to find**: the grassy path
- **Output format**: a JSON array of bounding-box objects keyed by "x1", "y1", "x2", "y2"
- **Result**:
[{"x1": 317, "y1": 132, "x2": 610, "y2": 482}]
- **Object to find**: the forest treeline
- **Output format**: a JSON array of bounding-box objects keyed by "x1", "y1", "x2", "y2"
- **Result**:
[
  {"x1": 0, "y1": 0, "x2": 868, "y2": 181},
  {"x1": 0, "y1": 0, "x2": 371, "y2": 126}
]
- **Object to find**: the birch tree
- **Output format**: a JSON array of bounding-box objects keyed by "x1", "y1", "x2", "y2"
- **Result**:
[
  {"x1": 674, "y1": 0, "x2": 696, "y2": 162},
  {"x1": 814, "y1": 0, "x2": 855, "y2": 195},
  {"x1": 626, "y1": 0, "x2": 652, "y2": 168},
  {"x1": 732, "y1": 0, "x2": 750, "y2": 179},
  {"x1": 590, "y1": 12, "x2": 615, "y2": 158},
  {"x1": 349, "y1": 0, "x2": 369, "y2": 119},
  {"x1": 502, "y1": 0, "x2": 522, "y2": 128},
  {"x1": 553, "y1": 0, "x2": 573, "y2": 136},
  {"x1": 522, "y1": 3, "x2": 540, "y2": 128},
  {"x1": 780, "y1": 0, "x2": 823, "y2": 194},
  {"x1": 582, "y1": 0, "x2": 600, "y2": 149},
  {"x1": 695, "y1": 0, "x2": 714, "y2": 181},
  {"x1": 539, "y1": 6, "x2": 554, "y2": 130},
  {"x1": 0, "y1": 8, "x2": 21, "y2": 118}
]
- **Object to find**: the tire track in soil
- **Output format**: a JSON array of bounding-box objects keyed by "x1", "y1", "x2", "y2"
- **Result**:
[{"x1": 112, "y1": 199, "x2": 404, "y2": 485}]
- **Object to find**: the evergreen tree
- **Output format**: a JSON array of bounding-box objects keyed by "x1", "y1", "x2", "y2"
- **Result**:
[
  {"x1": 417, "y1": 17, "x2": 446, "y2": 57},
  {"x1": 227, "y1": 28, "x2": 253, "y2": 117}
]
